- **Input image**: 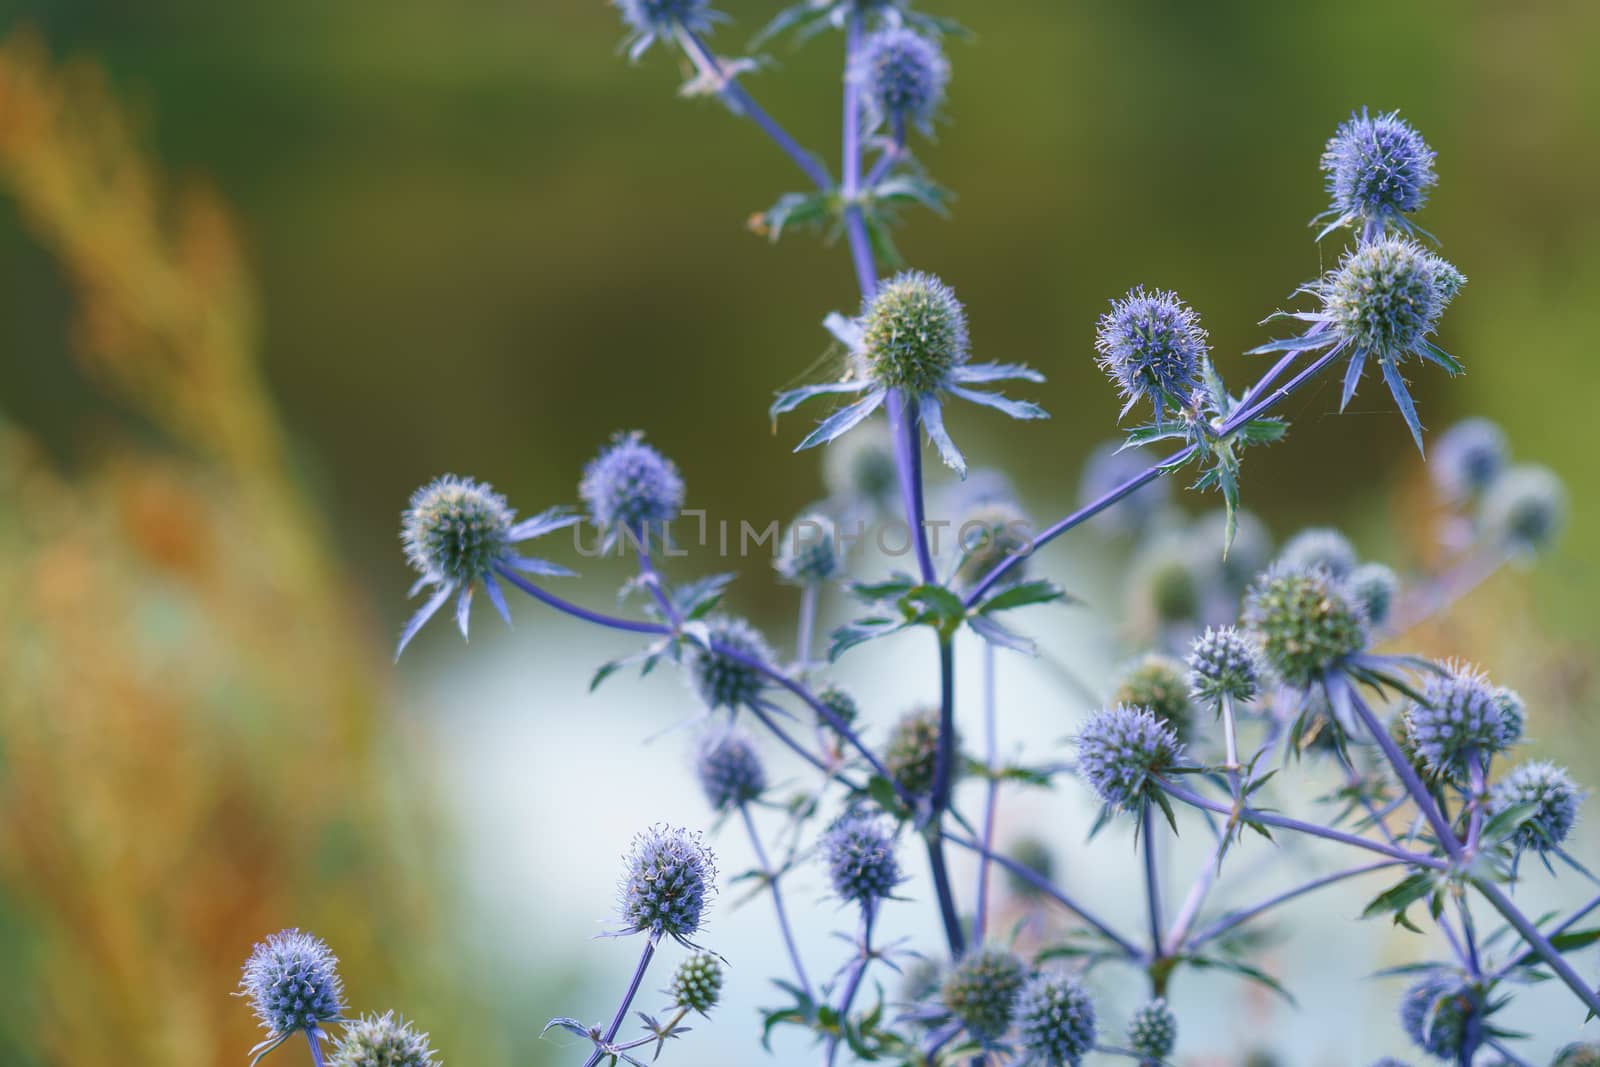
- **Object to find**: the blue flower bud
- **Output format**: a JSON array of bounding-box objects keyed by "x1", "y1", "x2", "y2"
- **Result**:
[
  {"x1": 1480, "y1": 463, "x2": 1566, "y2": 555},
  {"x1": 1095, "y1": 287, "x2": 1209, "y2": 425},
  {"x1": 402, "y1": 475, "x2": 515, "y2": 587},
  {"x1": 240, "y1": 929, "x2": 346, "y2": 1037},
  {"x1": 1320, "y1": 109, "x2": 1437, "y2": 234},
  {"x1": 1348, "y1": 562, "x2": 1399, "y2": 628},
  {"x1": 1399, "y1": 973, "x2": 1479, "y2": 1060},
  {"x1": 1187, "y1": 626, "x2": 1265, "y2": 705},
  {"x1": 858, "y1": 27, "x2": 949, "y2": 136},
  {"x1": 885, "y1": 706, "x2": 950, "y2": 796},
  {"x1": 859, "y1": 271, "x2": 970, "y2": 393},
  {"x1": 688, "y1": 615, "x2": 774, "y2": 710},
  {"x1": 1324, "y1": 238, "x2": 1462, "y2": 365},
  {"x1": 1491, "y1": 761, "x2": 1582, "y2": 854},
  {"x1": 617, "y1": 824, "x2": 717, "y2": 944},
  {"x1": 669, "y1": 953, "x2": 724, "y2": 1015},
  {"x1": 1403, "y1": 662, "x2": 1507, "y2": 781},
  {"x1": 1076, "y1": 704, "x2": 1182, "y2": 811},
  {"x1": 1113, "y1": 653, "x2": 1197, "y2": 739},
  {"x1": 820, "y1": 812, "x2": 902, "y2": 906},
  {"x1": 1276, "y1": 527, "x2": 1357, "y2": 580},
  {"x1": 1126, "y1": 998, "x2": 1176, "y2": 1061},
  {"x1": 695, "y1": 728, "x2": 766, "y2": 811},
  {"x1": 1243, "y1": 565, "x2": 1368, "y2": 688},
  {"x1": 1492, "y1": 686, "x2": 1525, "y2": 746},
  {"x1": 1016, "y1": 972, "x2": 1096, "y2": 1066},
  {"x1": 942, "y1": 947, "x2": 1028, "y2": 1044},
  {"x1": 776, "y1": 511, "x2": 844, "y2": 584},
  {"x1": 954, "y1": 501, "x2": 1031, "y2": 590},
  {"x1": 1431, "y1": 418, "x2": 1507, "y2": 504},
  {"x1": 328, "y1": 1013, "x2": 439, "y2": 1067},
  {"x1": 580, "y1": 431, "x2": 685, "y2": 538},
  {"x1": 613, "y1": 0, "x2": 721, "y2": 60}
]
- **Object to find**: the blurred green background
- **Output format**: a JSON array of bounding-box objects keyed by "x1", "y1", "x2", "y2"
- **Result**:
[{"x1": 2, "y1": 0, "x2": 1598, "y2": 1064}]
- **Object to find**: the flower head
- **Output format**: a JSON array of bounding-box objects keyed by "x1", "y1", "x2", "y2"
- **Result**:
[
  {"x1": 688, "y1": 615, "x2": 774, "y2": 710},
  {"x1": 1403, "y1": 662, "x2": 1508, "y2": 781},
  {"x1": 1490, "y1": 761, "x2": 1583, "y2": 854},
  {"x1": 613, "y1": 0, "x2": 722, "y2": 61},
  {"x1": 817, "y1": 684, "x2": 861, "y2": 736},
  {"x1": 1318, "y1": 108, "x2": 1437, "y2": 238},
  {"x1": 941, "y1": 946, "x2": 1028, "y2": 1044},
  {"x1": 1277, "y1": 527, "x2": 1357, "y2": 580},
  {"x1": 858, "y1": 27, "x2": 949, "y2": 136},
  {"x1": 397, "y1": 475, "x2": 578, "y2": 656},
  {"x1": 1252, "y1": 236, "x2": 1465, "y2": 452},
  {"x1": 669, "y1": 953, "x2": 724, "y2": 1016},
  {"x1": 1125, "y1": 532, "x2": 1207, "y2": 636},
  {"x1": 1126, "y1": 998, "x2": 1177, "y2": 1061},
  {"x1": 1095, "y1": 286, "x2": 1210, "y2": 425},
  {"x1": 823, "y1": 419, "x2": 899, "y2": 508},
  {"x1": 1492, "y1": 686, "x2": 1526, "y2": 746},
  {"x1": 1243, "y1": 565, "x2": 1368, "y2": 688},
  {"x1": 328, "y1": 1013, "x2": 439, "y2": 1067},
  {"x1": 695, "y1": 728, "x2": 766, "y2": 811},
  {"x1": 1078, "y1": 441, "x2": 1173, "y2": 536},
  {"x1": 1480, "y1": 463, "x2": 1566, "y2": 555},
  {"x1": 1431, "y1": 418, "x2": 1507, "y2": 504},
  {"x1": 581, "y1": 431, "x2": 685, "y2": 544},
  {"x1": 885, "y1": 706, "x2": 950, "y2": 796},
  {"x1": 1016, "y1": 972, "x2": 1097, "y2": 1066},
  {"x1": 1399, "y1": 973, "x2": 1479, "y2": 1060},
  {"x1": 617, "y1": 825, "x2": 717, "y2": 944},
  {"x1": 1348, "y1": 562, "x2": 1399, "y2": 628},
  {"x1": 1076, "y1": 704, "x2": 1182, "y2": 811},
  {"x1": 776, "y1": 511, "x2": 844, "y2": 584},
  {"x1": 953, "y1": 500, "x2": 1031, "y2": 589},
  {"x1": 1187, "y1": 626, "x2": 1265, "y2": 706},
  {"x1": 772, "y1": 272, "x2": 1045, "y2": 475},
  {"x1": 1554, "y1": 1044, "x2": 1600, "y2": 1067},
  {"x1": 820, "y1": 812, "x2": 902, "y2": 907},
  {"x1": 239, "y1": 929, "x2": 345, "y2": 1037},
  {"x1": 1112, "y1": 653, "x2": 1197, "y2": 739}
]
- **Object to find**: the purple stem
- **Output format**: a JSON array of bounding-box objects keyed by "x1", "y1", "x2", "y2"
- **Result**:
[
  {"x1": 493, "y1": 565, "x2": 669, "y2": 636},
  {"x1": 741, "y1": 804, "x2": 813, "y2": 1000},
  {"x1": 1495, "y1": 890, "x2": 1600, "y2": 978},
  {"x1": 824, "y1": 903, "x2": 877, "y2": 1067},
  {"x1": 1473, "y1": 878, "x2": 1600, "y2": 1016},
  {"x1": 676, "y1": 29, "x2": 832, "y2": 190},
  {"x1": 581, "y1": 937, "x2": 658, "y2": 1067},
  {"x1": 926, "y1": 637, "x2": 965, "y2": 956},
  {"x1": 974, "y1": 644, "x2": 1000, "y2": 942},
  {"x1": 944, "y1": 832, "x2": 1140, "y2": 957},
  {"x1": 1161, "y1": 782, "x2": 1448, "y2": 870},
  {"x1": 1333, "y1": 677, "x2": 1460, "y2": 857},
  {"x1": 1183, "y1": 861, "x2": 1402, "y2": 950},
  {"x1": 304, "y1": 1029, "x2": 326, "y2": 1067},
  {"x1": 1141, "y1": 801, "x2": 1164, "y2": 956}
]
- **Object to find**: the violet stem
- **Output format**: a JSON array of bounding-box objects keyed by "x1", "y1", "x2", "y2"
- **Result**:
[
  {"x1": 1141, "y1": 801, "x2": 1164, "y2": 956},
  {"x1": 1183, "y1": 861, "x2": 1401, "y2": 950},
  {"x1": 741, "y1": 803, "x2": 813, "y2": 1000},
  {"x1": 1495, "y1": 889, "x2": 1600, "y2": 978},
  {"x1": 305, "y1": 1029, "x2": 326, "y2": 1067},
  {"x1": 796, "y1": 582, "x2": 818, "y2": 673},
  {"x1": 1472, "y1": 877, "x2": 1600, "y2": 1016},
  {"x1": 493, "y1": 565, "x2": 670, "y2": 636},
  {"x1": 926, "y1": 636, "x2": 965, "y2": 956},
  {"x1": 974, "y1": 643, "x2": 1000, "y2": 942},
  {"x1": 581, "y1": 937, "x2": 657, "y2": 1067},
  {"x1": 1335, "y1": 677, "x2": 1461, "y2": 857},
  {"x1": 824, "y1": 903, "x2": 877, "y2": 1067}
]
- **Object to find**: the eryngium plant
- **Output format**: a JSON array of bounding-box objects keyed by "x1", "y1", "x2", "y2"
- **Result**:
[{"x1": 238, "y1": 3, "x2": 1592, "y2": 1064}]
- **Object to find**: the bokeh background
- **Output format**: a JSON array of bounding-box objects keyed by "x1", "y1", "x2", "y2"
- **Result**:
[{"x1": 2, "y1": 0, "x2": 1598, "y2": 1064}]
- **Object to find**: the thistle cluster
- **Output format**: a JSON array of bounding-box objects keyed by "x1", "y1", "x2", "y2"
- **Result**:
[
  {"x1": 1015, "y1": 972, "x2": 1097, "y2": 1066},
  {"x1": 1075, "y1": 704, "x2": 1182, "y2": 811},
  {"x1": 1319, "y1": 108, "x2": 1437, "y2": 236},
  {"x1": 617, "y1": 824, "x2": 717, "y2": 944},
  {"x1": 1186, "y1": 626, "x2": 1264, "y2": 706},
  {"x1": 859, "y1": 271, "x2": 970, "y2": 394},
  {"x1": 1481, "y1": 464, "x2": 1567, "y2": 555},
  {"x1": 884, "y1": 706, "x2": 948, "y2": 796},
  {"x1": 1398, "y1": 973, "x2": 1479, "y2": 1060},
  {"x1": 695, "y1": 728, "x2": 766, "y2": 811},
  {"x1": 669, "y1": 953, "x2": 724, "y2": 1015},
  {"x1": 776, "y1": 511, "x2": 844, "y2": 584},
  {"x1": 1242, "y1": 564, "x2": 1368, "y2": 688},
  {"x1": 240, "y1": 929, "x2": 346, "y2": 1038},
  {"x1": 1431, "y1": 417, "x2": 1507, "y2": 504},
  {"x1": 820, "y1": 811, "x2": 902, "y2": 907},
  {"x1": 858, "y1": 27, "x2": 948, "y2": 136},
  {"x1": 1490, "y1": 761, "x2": 1583, "y2": 854},
  {"x1": 940, "y1": 946, "x2": 1028, "y2": 1044},
  {"x1": 688, "y1": 615, "x2": 774, "y2": 710},
  {"x1": 1401, "y1": 662, "x2": 1508, "y2": 781},
  {"x1": 1094, "y1": 286, "x2": 1209, "y2": 425},
  {"x1": 328, "y1": 1013, "x2": 439, "y2": 1067},
  {"x1": 1126, "y1": 998, "x2": 1177, "y2": 1061},
  {"x1": 1112, "y1": 653, "x2": 1196, "y2": 739},
  {"x1": 953, "y1": 499, "x2": 1031, "y2": 589},
  {"x1": 613, "y1": 0, "x2": 722, "y2": 60}
]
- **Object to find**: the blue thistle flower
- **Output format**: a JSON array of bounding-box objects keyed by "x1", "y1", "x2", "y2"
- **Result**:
[
  {"x1": 1015, "y1": 972, "x2": 1096, "y2": 1066},
  {"x1": 617, "y1": 824, "x2": 717, "y2": 945},
  {"x1": 1399, "y1": 973, "x2": 1478, "y2": 1060},
  {"x1": 772, "y1": 271, "x2": 1046, "y2": 476},
  {"x1": 328, "y1": 1013, "x2": 439, "y2": 1067},
  {"x1": 1251, "y1": 236, "x2": 1466, "y2": 453},
  {"x1": 885, "y1": 706, "x2": 950, "y2": 796},
  {"x1": 1492, "y1": 686, "x2": 1525, "y2": 746},
  {"x1": 1075, "y1": 704, "x2": 1183, "y2": 811},
  {"x1": 817, "y1": 684, "x2": 861, "y2": 737},
  {"x1": 1126, "y1": 998, "x2": 1177, "y2": 1061},
  {"x1": 857, "y1": 27, "x2": 949, "y2": 137},
  {"x1": 668, "y1": 953, "x2": 724, "y2": 1015},
  {"x1": 1490, "y1": 761, "x2": 1583, "y2": 855},
  {"x1": 239, "y1": 929, "x2": 346, "y2": 1038},
  {"x1": 953, "y1": 500, "x2": 1031, "y2": 590},
  {"x1": 1348, "y1": 562, "x2": 1399, "y2": 628},
  {"x1": 1431, "y1": 418, "x2": 1508, "y2": 504},
  {"x1": 1187, "y1": 626, "x2": 1265, "y2": 706},
  {"x1": 1094, "y1": 286, "x2": 1210, "y2": 427},
  {"x1": 1112, "y1": 653, "x2": 1197, "y2": 739},
  {"x1": 776, "y1": 512, "x2": 844, "y2": 584},
  {"x1": 396, "y1": 475, "x2": 579, "y2": 657},
  {"x1": 613, "y1": 0, "x2": 723, "y2": 61},
  {"x1": 1403, "y1": 662, "x2": 1507, "y2": 782},
  {"x1": 688, "y1": 615, "x2": 774, "y2": 710},
  {"x1": 1276, "y1": 526, "x2": 1357, "y2": 580},
  {"x1": 822, "y1": 418, "x2": 899, "y2": 508},
  {"x1": 1317, "y1": 108, "x2": 1437, "y2": 239},
  {"x1": 695, "y1": 728, "x2": 766, "y2": 811},
  {"x1": 581, "y1": 431, "x2": 686, "y2": 548},
  {"x1": 1078, "y1": 441, "x2": 1174, "y2": 536},
  {"x1": 1480, "y1": 463, "x2": 1566, "y2": 556},
  {"x1": 1243, "y1": 564, "x2": 1368, "y2": 688},
  {"x1": 941, "y1": 946, "x2": 1028, "y2": 1045},
  {"x1": 820, "y1": 811, "x2": 902, "y2": 906}
]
